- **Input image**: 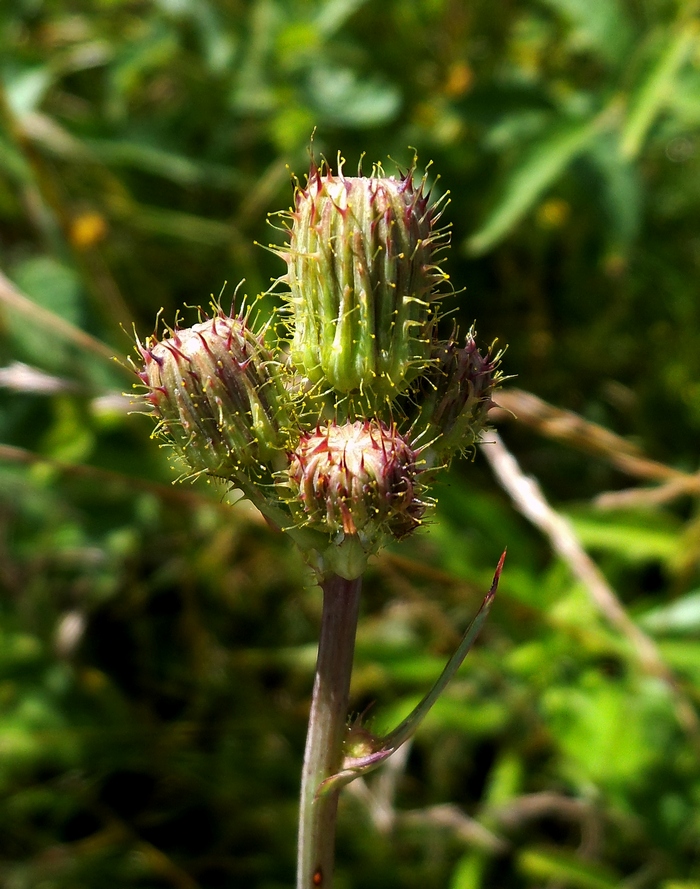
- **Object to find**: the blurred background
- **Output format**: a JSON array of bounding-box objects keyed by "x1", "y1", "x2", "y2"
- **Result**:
[{"x1": 2, "y1": 1, "x2": 700, "y2": 887}]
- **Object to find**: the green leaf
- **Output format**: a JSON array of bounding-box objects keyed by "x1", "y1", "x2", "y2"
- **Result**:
[
  {"x1": 419, "y1": 692, "x2": 509, "y2": 736},
  {"x1": 467, "y1": 115, "x2": 604, "y2": 255},
  {"x1": 584, "y1": 132, "x2": 642, "y2": 249},
  {"x1": 517, "y1": 847, "x2": 620, "y2": 889},
  {"x1": 621, "y1": 23, "x2": 699, "y2": 160},
  {"x1": 307, "y1": 65, "x2": 401, "y2": 127},
  {"x1": 539, "y1": 0, "x2": 633, "y2": 65},
  {"x1": 0, "y1": 133, "x2": 32, "y2": 184},
  {"x1": 483, "y1": 749, "x2": 524, "y2": 807},
  {"x1": 40, "y1": 397, "x2": 94, "y2": 464},
  {"x1": 667, "y1": 69, "x2": 700, "y2": 126},
  {"x1": 85, "y1": 138, "x2": 241, "y2": 189},
  {"x1": 7, "y1": 256, "x2": 84, "y2": 371},
  {"x1": 3, "y1": 66, "x2": 53, "y2": 116},
  {"x1": 657, "y1": 640, "x2": 700, "y2": 682},
  {"x1": 229, "y1": 0, "x2": 281, "y2": 114},
  {"x1": 315, "y1": 0, "x2": 370, "y2": 37},
  {"x1": 449, "y1": 851, "x2": 487, "y2": 889},
  {"x1": 119, "y1": 203, "x2": 234, "y2": 243},
  {"x1": 483, "y1": 110, "x2": 551, "y2": 151},
  {"x1": 568, "y1": 514, "x2": 681, "y2": 564},
  {"x1": 541, "y1": 674, "x2": 673, "y2": 787},
  {"x1": 156, "y1": 0, "x2": 237, "y2": 73},
  {"x1": 108, "y1": 22, "x2": 179, "y2": 102},
  {"x1": 639, "y1": 591, "x2": 700, "y2": 635}
]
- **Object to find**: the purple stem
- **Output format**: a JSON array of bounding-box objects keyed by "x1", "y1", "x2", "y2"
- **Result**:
[{"x1": 297, "y1": 572, "x2": 363, "y2": 889}]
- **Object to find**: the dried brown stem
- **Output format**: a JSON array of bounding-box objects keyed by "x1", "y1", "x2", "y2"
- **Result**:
[
  {"x1": 494, "y1": 388, "x2": 698, "y2": 485},
  {"x1": 0, "y1": 268, "x2": 120, "y2": 367},
  {"x1": 480, "y1": 430, "x2": 700, "y2": 744}
]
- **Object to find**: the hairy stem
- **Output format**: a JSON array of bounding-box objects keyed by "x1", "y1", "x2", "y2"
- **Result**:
[{"x1": 297, "y1": 572, "x2": 363, "y2": 889}]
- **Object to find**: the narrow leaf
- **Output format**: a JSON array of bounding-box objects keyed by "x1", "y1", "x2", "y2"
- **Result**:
[
  {"x1": 467, "y1": 116, "x2": 604, "y2": 255},
  {"x1": 315, "y1": 0, "x2": 370, "y2": 37},
  {"x1": 638, "y1": 590, "x2": 700, "y2": 635},
  {"x1": 518, "y1": 847, "x2": 620, "y2": 889},
  {"x1": 539, "y1": 0, "x2": 633, "y2": 65},
  {"x1": 621, "y1": 22, "x2": 699, "y2": 160},
  {"x1": 85, "y1": 139, "x2": 241, "y2": 189},
  {"x1": 0, "y1": 268, "x2": 118, "y2": 368},
  {"x1": 585, "y1": 132, "x2": 642, "y2": 250}
]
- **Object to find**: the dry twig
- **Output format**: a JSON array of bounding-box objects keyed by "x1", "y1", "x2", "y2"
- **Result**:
[
  {"x1": 495, "y1": 388, "x2": 700, "y2": 490},
  {"x1": 480, "y1": 430, "x2": 700, "y2": 743}
]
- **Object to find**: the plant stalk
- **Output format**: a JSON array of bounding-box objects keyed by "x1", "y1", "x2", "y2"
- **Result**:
[{"x1": 297, "y1": 572, "x2": 363, "y2": 889}]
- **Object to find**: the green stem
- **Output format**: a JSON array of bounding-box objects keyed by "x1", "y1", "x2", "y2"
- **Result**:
[{"x1": 297, "y1": 572, "x2": 362, "y2": 889}]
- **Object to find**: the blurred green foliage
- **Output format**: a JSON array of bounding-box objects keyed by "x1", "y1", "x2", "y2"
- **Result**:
[{"x1": 1, "y1": 1, "x2": 700, "y2": 887}]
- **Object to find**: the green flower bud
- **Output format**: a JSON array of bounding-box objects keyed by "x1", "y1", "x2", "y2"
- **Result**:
[
  {"x1": 410, "y1": 331, "x2": 499, "y2": 460},
  {"x1": 136, "y1": 309, "x2": 292, "y2": 481},
  {"x1": 286, "y1": 419, "x2": 425, "y2": 551},
  {"x1": 281, "y1": 159, "x2": 450, "y2": 400}
]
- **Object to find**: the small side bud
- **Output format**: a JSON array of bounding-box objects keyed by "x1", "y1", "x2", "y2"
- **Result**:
[
  {"x1": 285, "y1": 419, "x2": 425, "y2": 558},
  {"x1": 411, "y1": 332, "x2": 499, "y2": 460},
  {"x1": 137, "y1": 311, "x2": 292, "y2": 481},
  {"x1": 282, "y1": 159, "x2": 450, "y2": 400}
]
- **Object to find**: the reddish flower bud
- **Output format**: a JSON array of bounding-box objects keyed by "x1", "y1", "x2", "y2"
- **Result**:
[
  {"x1": 410, "y1": 331, "x2": 499, "y2": 460},
  {"x1": 137, "y1": 310, "x2": 292, "y2": 481},
  {"x1": 286, "y1": 419, "x2": 425, "y2": 548}
]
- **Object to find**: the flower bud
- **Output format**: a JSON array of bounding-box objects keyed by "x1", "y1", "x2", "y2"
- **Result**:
[
  {"x1": 286, "y1": 419, "x2": 425, "y2": 548},
  {"x1": 413, "y1": 332, "x2": 498, "y2": 459},
  {"x1": 282, "y1": 160, "x2": 449, "y2": 399},
  {"x1": 137, "y1": 311, "x2": 292, "y2": 480}
]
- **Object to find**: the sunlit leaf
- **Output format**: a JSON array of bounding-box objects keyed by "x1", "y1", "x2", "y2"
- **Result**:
[
  {"x1": 639, "y1": 590, "x2": 700, "y2": 635},
  {"x1": 621, "y1": 23, "x2": 699, "y2": 160},
  {"x1": 307, "y1": 65, "x2": 401, "y2": 126},
  {"x1": 568, "y1": 513, "x2": 681, "y2": 564},
  {"x1": 539, "y1": 0, "x2": 633, "y2": 65},
  {"x1": 7, "y1": 256, "x2": 83, "y2": 371},
  {"x1": 467, "y1": 114, "x2": 605, "y2": 254},
  {"x1": 541, "y1": 674, "x2": 673, "y2": 787},
  {"x1": 315, "y1": 0, "x2": 370, "y2": 37},
  {"x1": 482, "y1": 748, "x2": 524, "y2": 807},
  {"x1": 668, "y1": 69, "x2": 700, "y2": 126},
  {"x1": 3, "y1": 66, "x2": 53, "y2": 116},
  {"x1": 517, "y1": 847, "x2": 620, "y2": 889},
  {"x1": 657, "y1": 640, "x2": 700, "y2": 684},
  {"x1": 40, "y1": 397, "x2": 94, "y2": 464},
  {"x1": 449, "y1": 852, "x2": 486, "y2": 889}
]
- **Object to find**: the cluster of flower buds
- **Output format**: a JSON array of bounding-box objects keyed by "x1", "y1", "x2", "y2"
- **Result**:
[{"x1": 135, "y1": 156, "x2": 499, "y2": 578}]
